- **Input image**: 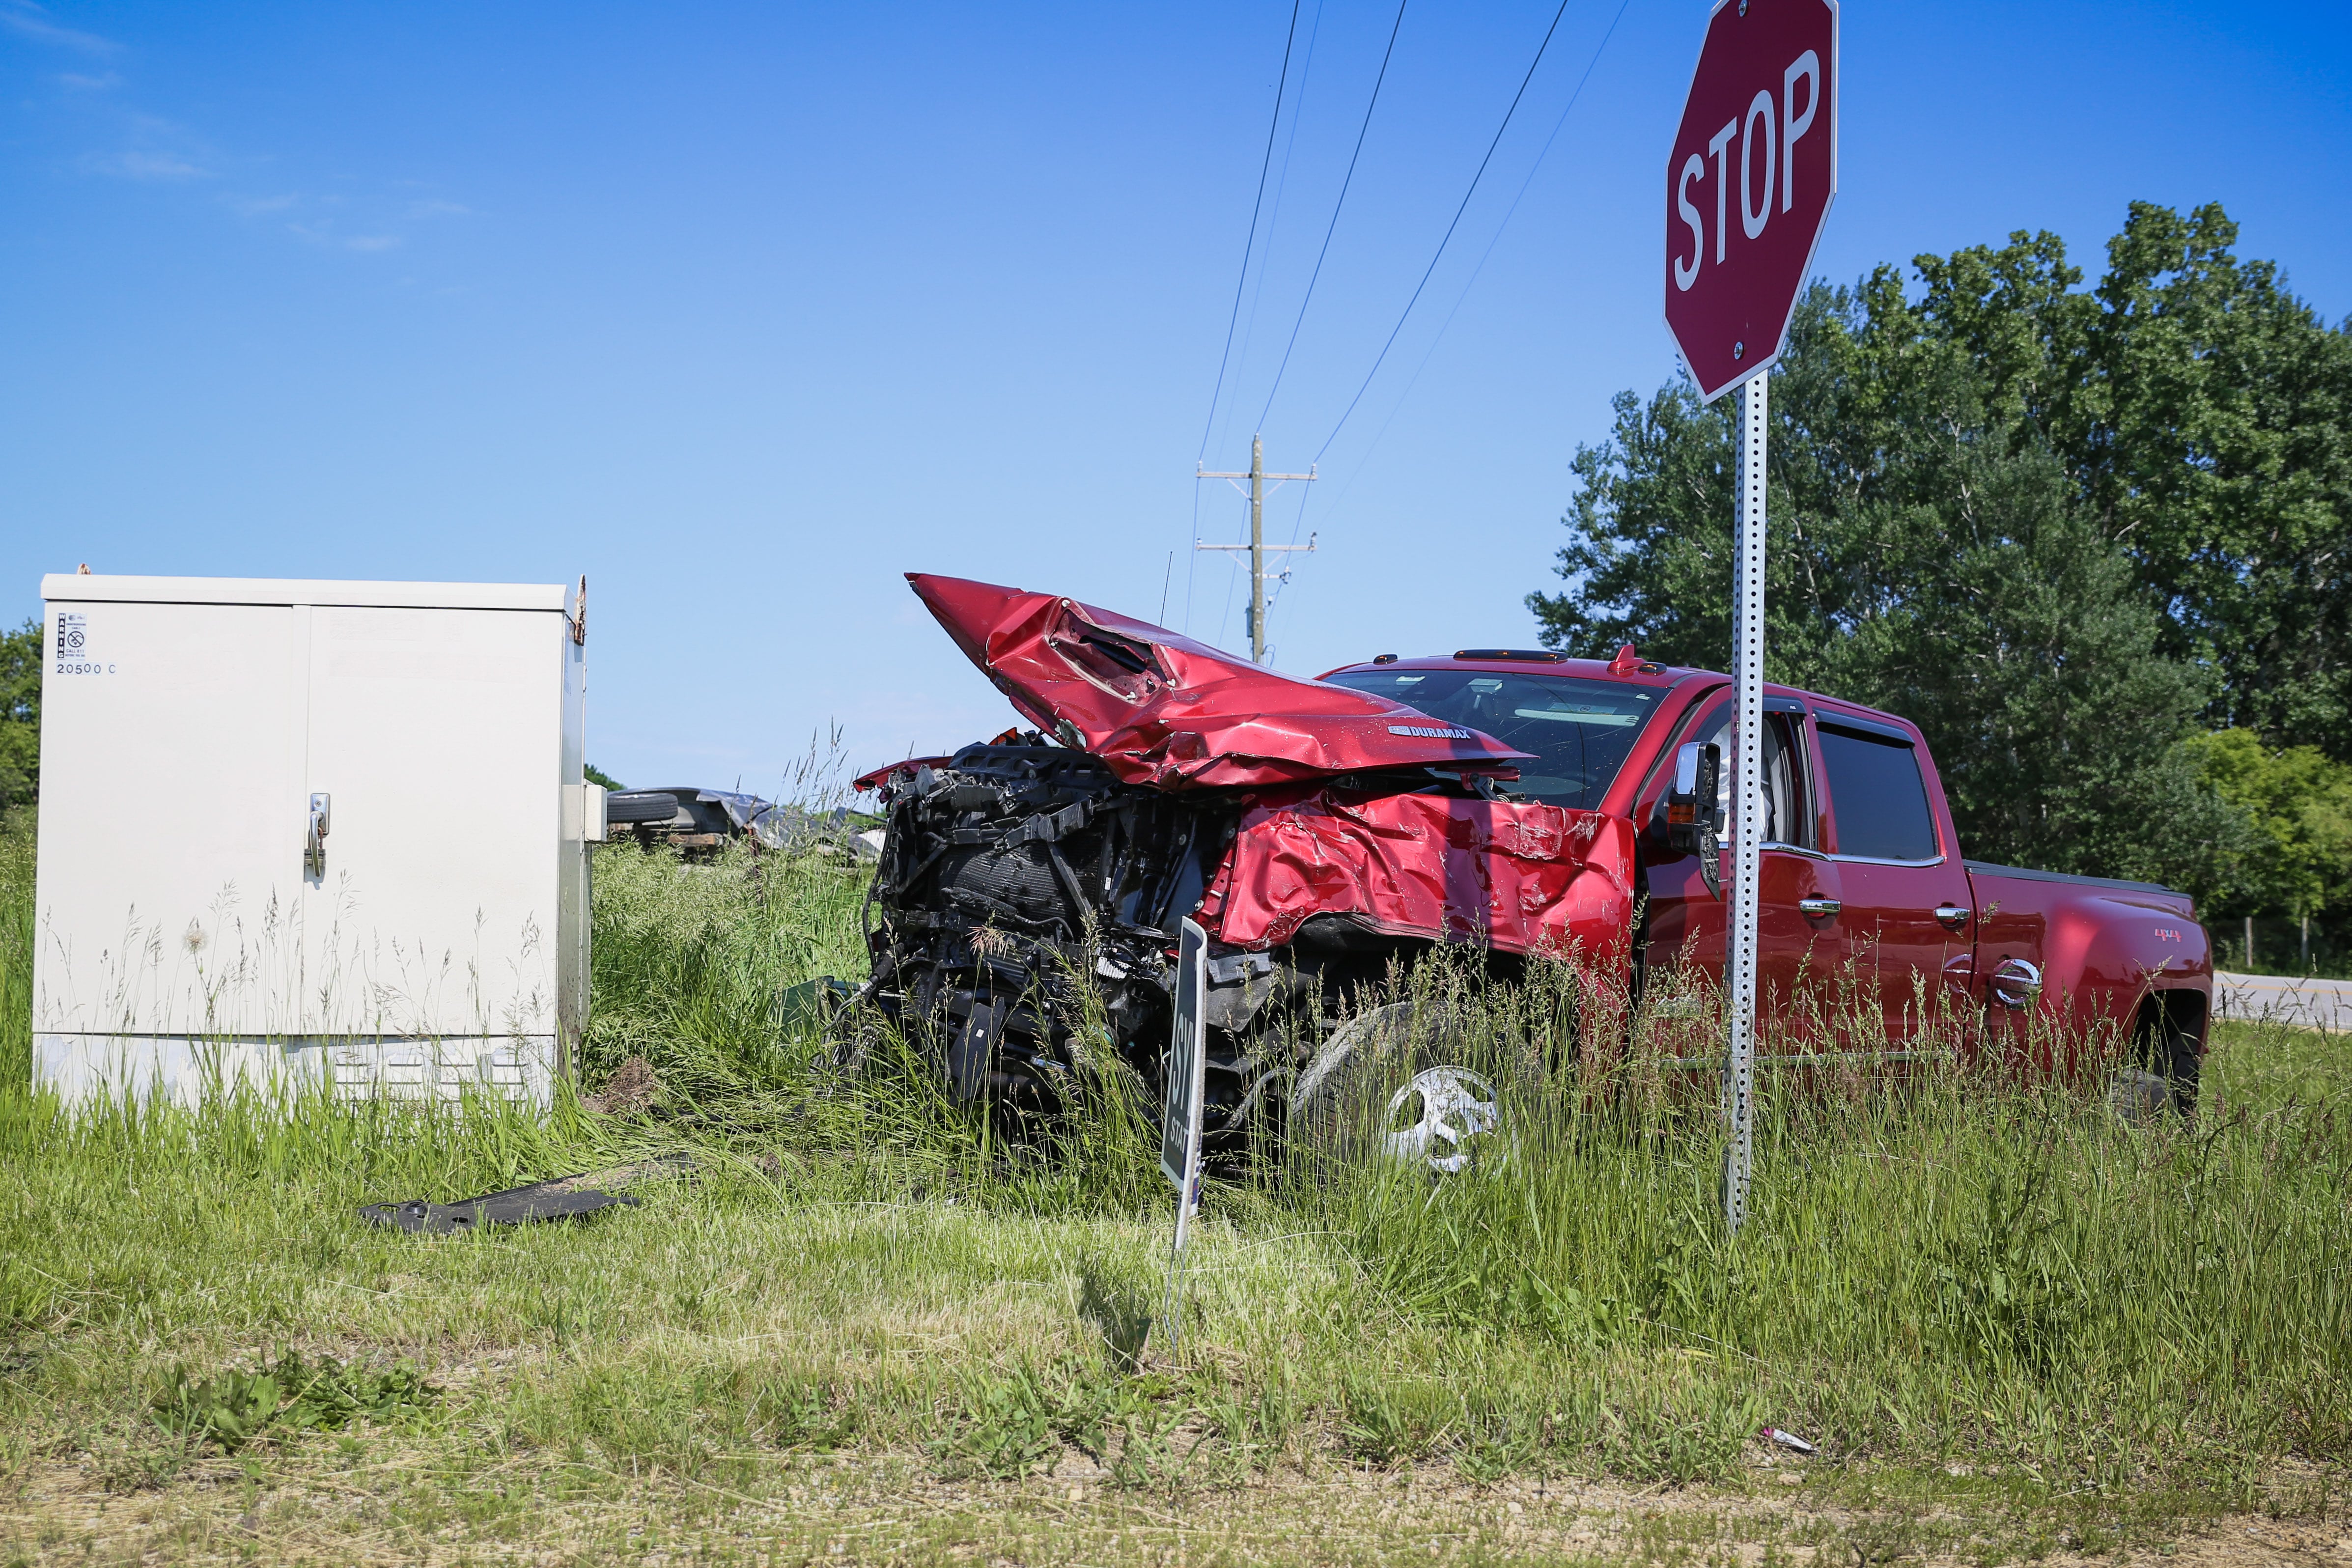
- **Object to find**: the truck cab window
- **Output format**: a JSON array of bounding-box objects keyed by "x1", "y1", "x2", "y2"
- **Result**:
[
  {"x1": 1695, "y1": 709, "x2": 1811, "y2": 849},
  {"x1": 1320, "y1": 669, "x2": 1663, "y2": 810},
  {"x1": 1820, "y1": 725, "x2": 1938, "y2": 861}
]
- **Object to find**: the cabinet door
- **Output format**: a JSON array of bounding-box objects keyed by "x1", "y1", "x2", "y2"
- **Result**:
[
  {"x1": 301, "y1": 606, "x2": 562, "y2": 1038},
  {"x1": 34, "y1": 600, "x2": 308, "y2": 1036}
]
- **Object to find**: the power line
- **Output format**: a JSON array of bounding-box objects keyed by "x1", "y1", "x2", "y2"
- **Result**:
[
  {"x1": 1319, "y1": 0, "x2": 1636, "y2": 502},
  {"x1": 1183, "y1": 497, "x2": 1200, "y2": 633},
  {"x1": 1218, "y1": 0, "x2": 1326, "y2": 466},
  {"x1": 1253, "y1": 0, "x2": 1409, "y2": 435},
  {"x1": 1310, "y1": 0, "x2": 1578, "y2": 466},
  {"x1": 1262, "y1": 469, "x2": 1318, "y2": 639},
  {"x1": 1196, "y1": 0, "x2": 1305, "y2": 467},
  {"x1": 1275, "y1": 0, "x2": 1631, "y2": 599},
  {"x1": 1185, "y1": 473, "x2": 1201, "y2": 634}
]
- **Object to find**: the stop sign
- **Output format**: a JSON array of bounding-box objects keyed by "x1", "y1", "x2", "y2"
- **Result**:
[{"x1": 1664, "y1": 0, "x2": 1837, "y2": 403}]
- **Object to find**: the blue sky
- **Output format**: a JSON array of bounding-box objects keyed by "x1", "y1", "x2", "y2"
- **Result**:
[{"x1": 5, "y1": 1, "x2": 2348, "y2": 790}]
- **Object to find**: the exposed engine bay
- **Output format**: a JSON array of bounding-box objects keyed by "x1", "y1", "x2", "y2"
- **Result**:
[
  {"x1": 862, "y1": 741, "x2": 1491, "y2": 1148},
  {"x1": 848, "y1": 574, "x2": 1637, "y2": 1151}
]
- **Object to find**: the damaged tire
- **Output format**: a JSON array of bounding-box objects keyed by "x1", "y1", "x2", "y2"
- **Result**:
[{"x1": 1288, "y1": 1002, "x2": 1507, "y2": 1176}]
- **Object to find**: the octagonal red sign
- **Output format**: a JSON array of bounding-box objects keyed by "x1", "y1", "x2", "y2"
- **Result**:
[{"x1": 1664, "y1": 0, "x2": 1837, "y2": 402}]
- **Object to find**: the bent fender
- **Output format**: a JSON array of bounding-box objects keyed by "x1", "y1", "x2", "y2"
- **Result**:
[{"x1": 1197, "y1": 789, "x2": 1636, "y2": 961}]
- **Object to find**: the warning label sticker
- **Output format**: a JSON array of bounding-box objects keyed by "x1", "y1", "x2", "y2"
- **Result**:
[{"x1": 53, "y1": 612, "x2": 104, "y2": 675}]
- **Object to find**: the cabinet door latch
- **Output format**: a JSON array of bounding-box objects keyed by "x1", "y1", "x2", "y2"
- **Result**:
[{"x1": 305, "y1": 792, "x2": 332, "y2": 876}]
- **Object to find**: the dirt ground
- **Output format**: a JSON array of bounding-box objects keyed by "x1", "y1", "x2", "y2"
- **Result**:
[{"x1": 6, "y1": 1443, "x2": 2345, "y2": 1567}]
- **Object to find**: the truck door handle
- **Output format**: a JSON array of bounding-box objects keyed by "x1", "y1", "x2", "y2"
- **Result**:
[
  {"x1": 1798, "y1": 897, "x2": 1841, "y2": 918},
  {"x1": 1990, "y1": 956, "x2": 2043, "y2": 1009},
  {"x1": 1935, "y1": 904, "x2": 1972, "y2": 928}
]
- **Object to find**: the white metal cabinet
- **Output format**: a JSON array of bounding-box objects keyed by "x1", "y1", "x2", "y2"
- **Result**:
[{"x1": 31, "y1": 575, "x2": 593, "y2": 1107}]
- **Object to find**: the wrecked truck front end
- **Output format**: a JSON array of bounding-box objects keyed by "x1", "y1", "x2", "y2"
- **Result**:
[
  {"x1": 851, "y1": 575, "x2": 1644, "y2": 1155},
  {"x1": 858, "y1": 740, "x2": 1232, "y2": 1107}
]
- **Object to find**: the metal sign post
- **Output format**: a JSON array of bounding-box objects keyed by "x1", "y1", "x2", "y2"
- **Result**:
[
  {"x1": 1662, "y1": 0, "x2": 1837, "y2": 1234},
  {"x1": 1722, "y1": 375, "x2": 1767, "y2": 1232},
  {"x1": 1159, "y1": 918, "x2": 1209, "y2": 1342}
]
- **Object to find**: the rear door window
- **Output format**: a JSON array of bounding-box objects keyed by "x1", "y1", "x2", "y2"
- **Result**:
[{"x1": 1819, "y1": 724, "x2": 1938, "y2": 861}]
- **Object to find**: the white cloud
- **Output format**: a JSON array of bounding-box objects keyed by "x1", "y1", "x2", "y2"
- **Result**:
[
  {"x1": 41, "y1": 53, "x2": 466, "y2": 260},
  {"x1": 78, "y1": 149, "x2": 208, "y2": 180},
  {"x1": 1, "y1": 2, "x2": 117, "y2": 54},
  {"x1": 286, "y1": 221, "x2": 402, "y2": 252},
  {"x1": 75, "y1": 111, "x2": 216, "y2": 182}
]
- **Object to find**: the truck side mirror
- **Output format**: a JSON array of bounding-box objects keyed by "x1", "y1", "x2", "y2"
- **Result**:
[{"x1": 1664, "y1": 742, "x2": 1720, "y2": 854}]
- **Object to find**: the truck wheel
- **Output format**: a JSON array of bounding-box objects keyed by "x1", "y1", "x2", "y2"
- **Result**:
[
  {"x1": 1288, "y1": 1002, "x2": 1505, "y2": 1175},
  {"x1": 2153, "y1": 1005, "x2": 2200, "y2": 1116},
  {"x1": 2111, "y1": 999, "x2": 2200, "y2": 1123}
]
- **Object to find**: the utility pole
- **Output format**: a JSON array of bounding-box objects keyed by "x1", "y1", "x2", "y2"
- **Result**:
[{"x1": 1197, "y1": 433, "x2": 1316, "y2": 663}]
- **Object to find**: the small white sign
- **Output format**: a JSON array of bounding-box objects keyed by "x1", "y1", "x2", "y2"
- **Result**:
[
  {"x1": 1161, "y1": 917, "x2": 1208, "y2": 1209},
  {"x1": 1159, "y1": 917, "x2": 1211, "y2": 1345}
]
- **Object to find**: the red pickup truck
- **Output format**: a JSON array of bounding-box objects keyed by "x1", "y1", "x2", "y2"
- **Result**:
[{"x1": 856, "y1": 575, "x2": 2212, "y2": 1149}]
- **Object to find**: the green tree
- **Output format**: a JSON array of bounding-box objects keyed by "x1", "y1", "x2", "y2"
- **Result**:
[
  {"x1": 2183, "y1": 731, "x2": 2352, "y2": 924},
  {"x1": 1525, "y1": 212, "x2": 2318, "y2": 898},
  {"x1": 1907, "y1": 203, "x2": 2352, "y2": 756},
  {"x1": 0, "y1": 618, "x2": 36, "y2": 809}
]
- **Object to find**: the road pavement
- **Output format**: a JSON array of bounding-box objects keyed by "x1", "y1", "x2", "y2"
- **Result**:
[{"x1": 2213, "y1": 970, "x2": 2352, "y2": 1032}]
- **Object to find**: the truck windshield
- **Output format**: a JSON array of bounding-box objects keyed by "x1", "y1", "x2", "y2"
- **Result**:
[{"x1": 1321, "y1": 668, "x2": 1665, "y2": 809}]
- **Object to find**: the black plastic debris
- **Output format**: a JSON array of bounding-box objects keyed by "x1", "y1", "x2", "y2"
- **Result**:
[
  {"x1": 359, "y1": 1177, "x2": 638, "y2": 1236},
  {"x1": 775, "y1": 976, "x2": 858, "y2": 1035},
  {"x1": 360, "y1": 1155, "x2": 696, "y2": 1236}
]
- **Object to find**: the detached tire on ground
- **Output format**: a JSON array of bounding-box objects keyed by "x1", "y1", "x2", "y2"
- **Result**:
[{"x1": 1288, "y1": 1002, "x2": 1507, "y2": 1175}]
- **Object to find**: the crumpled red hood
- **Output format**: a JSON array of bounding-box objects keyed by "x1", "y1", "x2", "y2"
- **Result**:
[{"x1": 908, "y1": 573, "x2": 1531, "y2": 790}]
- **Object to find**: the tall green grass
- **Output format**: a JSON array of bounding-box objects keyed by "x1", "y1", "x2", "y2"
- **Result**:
[
  {"x1": 0, "y1": 809, "x2": 30, "y2": 1091},
  {"x1": 1279, "y1": 954, "x2": 2352, "y2": 1483},
  {"x1": 0, "y1": 826, "x2": 2346, "y2": 1509},
  {"x1": 582, "y1": 839, "x2": 868, "y2": 1100}
]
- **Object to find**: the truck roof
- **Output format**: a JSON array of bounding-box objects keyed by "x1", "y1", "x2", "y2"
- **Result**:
[{"x1": 1316, "y1": 651, "x2": 1923, "y2": 738}]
